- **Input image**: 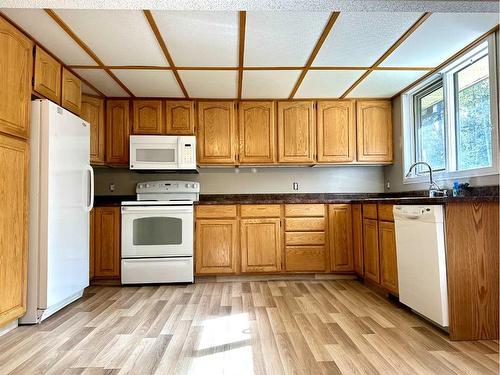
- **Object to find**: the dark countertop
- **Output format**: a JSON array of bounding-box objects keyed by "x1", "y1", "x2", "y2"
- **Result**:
[{"x1": 94, "y1": 186, "x2": 498, "y2": 206}]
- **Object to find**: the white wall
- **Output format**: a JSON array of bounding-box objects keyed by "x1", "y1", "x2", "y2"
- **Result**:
[{"x1": 94, "y1": 166, "x2": 385, "y2": 195}]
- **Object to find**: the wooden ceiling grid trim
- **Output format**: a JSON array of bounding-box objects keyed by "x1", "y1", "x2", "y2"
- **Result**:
[
  {"x1": 288, "y1": 11, "x2": 341, "y2": 99},
  {"x1": 44, "y1": 9, "x2": 135, "y2": 97},
  {"x1": 237, "y1": 11, "x2": 247, "y2": 100},
  {"x1": 392, "y1": 24, "x2": 500, "y2": 98},
  {"x1": 66, "y1": 65, "x2": 435, "y2": 71},
  {"x1": 143, "y1": 10, "x2": 189, "y2": 98},
  {"x1": 0, "y1": 13, "x2": 105, "y2": 97},
  {"x1": 339, "y1": 12, "x2": 432, "y2": 99}
]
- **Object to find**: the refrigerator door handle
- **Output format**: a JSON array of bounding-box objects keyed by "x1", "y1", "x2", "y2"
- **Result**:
[{"x1": 86, "y1": 165, "x2": 94, "y2": 212}]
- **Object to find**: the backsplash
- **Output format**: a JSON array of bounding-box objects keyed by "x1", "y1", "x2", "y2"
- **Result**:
[{"x1": 94, "y1": 166, "x2": 385, "y2": 195}]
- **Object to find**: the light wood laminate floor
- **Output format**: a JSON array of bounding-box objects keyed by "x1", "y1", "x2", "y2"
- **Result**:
[{"x1": 0, "y1": 280, "x2": 498, "y2": 374}]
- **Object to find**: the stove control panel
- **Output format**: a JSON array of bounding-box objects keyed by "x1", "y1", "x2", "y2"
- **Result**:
[{"x1": 136, "y1": 180, "x2": 200, "y2": 194}]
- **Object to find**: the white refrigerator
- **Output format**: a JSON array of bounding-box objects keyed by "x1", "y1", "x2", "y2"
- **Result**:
[{"x1": 20, "y1": 100, "x2": 94, "y2": 324}]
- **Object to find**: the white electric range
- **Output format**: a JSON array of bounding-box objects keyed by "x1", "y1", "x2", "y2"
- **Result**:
[{"x1": 121, "y1": 180, "x2": 199, "y2": 284}]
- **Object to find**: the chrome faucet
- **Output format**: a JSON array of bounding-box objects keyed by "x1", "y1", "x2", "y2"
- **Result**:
[{"x1": 405, "y1": 162, "x2": 447, "y2": 198}]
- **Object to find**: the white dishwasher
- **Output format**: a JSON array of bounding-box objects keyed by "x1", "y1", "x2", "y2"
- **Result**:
[{"x1": 393, "y1": 205, "x2": 449, "y2": 328}]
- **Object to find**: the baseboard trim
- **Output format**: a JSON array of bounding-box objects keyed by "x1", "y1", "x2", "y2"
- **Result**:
[{"x1": 195, "y1": 273, "x2": 358, "y2": 283}]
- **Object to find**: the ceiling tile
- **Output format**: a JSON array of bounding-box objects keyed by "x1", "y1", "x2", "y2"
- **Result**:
[
  {"x1": 244, "y1": 11, "x2": 331, "y2": 67},
  {"x1": 381, "y1": 13, "x2": 499, "y2": 67},
  {"x1": 347, "y1": 70, "x2": 428, "y2": 98},
  {"x1": 152, "y1": 11, "x2": 239, "y2": 67},
  {"x1": 242, "y1": 70, "x2": 301, "y2": 99},
  {"x1": 111, "y1": 70, "x2": 183, "y2": 97},
  {"x1": 81, "y1": 82, "x2": 99, "y2": 96},
  {"x1": 313, "y1": 12, "x2": 423, "y2": 67},
  {"x1": 54, "y1": 9, "x2": 168, "y2": 66},
  {"x1": 72, "y1": 69, "x2": 129, "y2": 97},
  {"x1": 178, "y1": 70, "x2": 237, "y2": 98},
  {"x1": 295, "y1": 70, "x2": 367, "y2": 98},
  {"x1": 1, "y1": 9, "x2": 95, "y2": 65}
]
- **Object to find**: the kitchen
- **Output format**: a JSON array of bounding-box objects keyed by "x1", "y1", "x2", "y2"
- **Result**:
[{"x1": 0, "y1": 1, "x2": 499, "y2": 374}]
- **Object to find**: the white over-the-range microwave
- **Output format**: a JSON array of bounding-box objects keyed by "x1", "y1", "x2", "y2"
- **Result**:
[{"x1": 129, "y1": 135, "x2": 197, "y2": 171}]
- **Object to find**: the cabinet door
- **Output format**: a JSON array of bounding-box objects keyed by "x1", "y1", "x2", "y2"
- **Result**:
[
  {"x1": 166, "y1": 101, "x2": 195, "y2": 135},
  {"x1": 195, "y1": 219, "x2": 238, "y2": 274},
  {"x1": 352, "y1": 204, "x2": 364, "y2": 276},
  {"x1": 93, "y1": 207, "x2": 120, "y2": 278},
  {"x1": 61, "y1": 68, "x2": 82, "y2": 115},
  {"x1": 132, "y1": 100, "x2": 164, "y2": 135},
  {"x1": 239, "y1": 101, "x2": 276, "y2": 164},
  {"x1": 0, "y1": 133, "x2": 29, "y2": 326},
  {"x1": 379, "y1": 221, "x2": 398, "y2": 294},
  {"x1": 81, "y1": 95, "x2": 105, "y2": 165},
  {"x1": 363, "y1": 218, "x2": 380, "y2": 283},
  {"x1": 278, "y1": 101, "x2": 315, "y2": 163},
  {"x1": 329, "y1": 204, "x2": 354, "y2": 272},
  {"x1": 106, "y1": 100, "x2": 130, "y2": 165},
  {"x1": 197, "y1": 101, "x2": 237, "y2": 164},
  {"x1": 33, "y1": 46, "x2": 61, "y2": 104},
  {"x1": 356, "y1": 100, "x2": 392, "y2": 163},
  {"x1": 317, "y1": 100, "x2": 355, "y2": 163},
  {"x1": 241, "y1": 218, "x2": 281, "y2": 272},
  {"x1": 0, "y1": 17, "x2": 33, "y2": 139},
  {"x1": 89, "y1": 209, "x2": 95, "y2": 280}
]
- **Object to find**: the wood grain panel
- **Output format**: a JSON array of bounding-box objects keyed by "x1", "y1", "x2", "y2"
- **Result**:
[
  {"x1": 105, "y1": 100, "x2": 130, "y2": 165},
  {"x1": 356, "y1": 100, "x2": 392, "y2": 163},
  {"x1": 285, "y1": 246, "x2": 326, "y2": 272},
  {"x1": 317, "y1": 100, "x2": 356, "y2": 163},
  {"x1": 132, "y1": 100, "x2": 164, "y2": 135},
  {"x1": 81, "y1": 95, "x2": 105, "y2": 165},
  {"x1": 33, "y1": 46, "x2": 61, "y2": 103},
  {"x1": 93, "y1": 207, "x2": 120, "y2": 279},
  {"x1": 165, "y1": 101, "x2": 195, "y2": 135},
  {"x1": 195, "y1": 205, "x2": 237, "y2": 219},
  {"x1": 362, "y1": 204, "x2": 378, "y2": 220},
  {"x1": 352, "y1": 203, "x2": 364, "y2": 276},
  {"x1": 446, "y1": 202, "x2": 499, "y2": 340},
  {"x1": 240, "y1": 204, "x2": 281, "y2": 218},
  {"x1": 285, "y1": 218, "x2": 325, "y2": 232},
  {"x1": 378, "y1": 221, "x2": 398, "y2": 295},
  {"x1": 284, "y1": 204, "x2": 325, "y2": 217},
  {"x1": 240, "y1": 218, "x2": 281, "y2": 273},
  {"x1": 363, "y1": 218, "x2": 380, "y2": 284},
  {"x1": 329, "y1": 204, "x2": 354, "y2": 272},
  {"x1": 61, "y1": 67, "x2": 82, "y2": 115},
  {"x1": 377, "y1": 203, "x2": 394, "y2": 222},
  {"x1": 285, "y1": 232, "x2": 325, "y2": 246}
]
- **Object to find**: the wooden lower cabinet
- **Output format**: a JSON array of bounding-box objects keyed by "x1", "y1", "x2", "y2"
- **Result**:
[
  {"x1": 378, "y1": 221, "x2": 398, "y2": 295},
  {"x1": 352, "y1": 204, "x2": 364, "y2": 276},
  {"x1": 0, "y1": 133, "x2": 29, "y2": 327},
  {"x1": 240, "y1": 218, "x2": 281, "y2": 272},
  {"x1": 328, "y1": 204, "x2": 354, "y2": 272},
  {"x1": 363, "y1": 218, "x2": 380, "y2": 283},
  {"x1": 195, "y1": 219, "x2": 238, "y2": 274},
  {"x1": 285, "y1": 247, "x2": 326, "y2": 272},
  {"x1": 91, "y1": 207, "x2": 120, "y2": 279}
]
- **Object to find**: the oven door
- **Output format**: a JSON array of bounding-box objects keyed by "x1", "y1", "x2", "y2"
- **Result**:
[
  {"x1": 121, "y1": 205, "x2": 193, "y2": 258},
  {"x1": 129, "y1": 136, "x2": 179, "y2": 170}
]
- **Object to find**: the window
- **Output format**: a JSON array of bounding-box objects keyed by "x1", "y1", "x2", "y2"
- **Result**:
[{"x1": 403, "y1": 35, "x2": 498, "y2": 182}]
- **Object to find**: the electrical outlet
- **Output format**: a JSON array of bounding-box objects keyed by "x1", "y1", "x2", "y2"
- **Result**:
[
  {"x1": 386, "y1": 181, "x2": 391, "y2": 190},
  {"x1": 292, "y1": 182, "x2": 299, "y2": 191},
  {"x1": 109, "y1": 183, "x2": 115, "y2": 192}
]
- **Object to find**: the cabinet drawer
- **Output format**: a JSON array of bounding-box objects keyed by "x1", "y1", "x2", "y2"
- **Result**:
[
  {"x1": 285, "y1": 204, "x2": 325, "y2": 217},
  {"x1": 285, "y1": 217, "x2": 325, "y2": 231},
  {"x1": 378, "y1": 204, "x2": 394, "y2": 222},
  {"x1": 363, "y1": 204, "x2": 378, "y2": 220},
  {"x1": 195, "y1": 205, "x2": 237, "y2": 218},
  {"x1": 285, "y1": 232, "x2": 325, "y2": 245},
  {"x1": 240, "y1": 204, "x2": 281, "y2": 218},
  {"x1": 285, "y1": 246, "x2": 326, "y2": 272}
]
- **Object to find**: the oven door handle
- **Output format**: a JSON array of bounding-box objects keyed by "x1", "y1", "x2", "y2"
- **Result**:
[{"x1": 121, "y1": 206, "x2": 193, "y2": 213}]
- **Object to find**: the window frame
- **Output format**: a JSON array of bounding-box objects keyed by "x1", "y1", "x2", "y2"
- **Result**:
[{"x1": 402, "y1": 33, "x2": 499, "y2": 184}]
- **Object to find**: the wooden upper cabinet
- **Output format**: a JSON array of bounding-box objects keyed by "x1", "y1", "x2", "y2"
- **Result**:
[
  {"x1": 106, "y1": 100, "x2": 130, "y2": 165},
  {"x1": 61, "y1": 68, "x2": 82, "y2": 115},
  {"x1": 317, "y1": 100, "x2": 356, "y2": 163},
  {"x1": 0, "y1": 17, "x2": 33, "y2": 139},
  {"x1": 197, "y1": 101, "x2": 236, "y2": 164},
  {"x1": 356, "y1": 100, "x2": 392, "y2": 163},
  {"x1": 166, "y1": 101, "x2": 195, "y2": 135},
  {"x1": 0, "y1": 133, "x2": 29, "y2": 327},
  {"x1": 81, "y1": 95, "x2": 105, "y2": 165},
  {"x1": 33, "y1": 46, "x2": 61, "y2": 104},
  {"x1": 92, "y1": 207, "x2": 120, "y2": 278},
  {"x1": 352, "y1": 204, "x2": 364, "y2": 276},
  {"x1": 379, "y1": 221, "x2": 398, "y2": 295},
  {"x1": 278, "y1": 101, "x2": 315, "y2": 163},
  {"x1": 241, "y1": 218, "x2": 281, "y2": 273},
  {"x1": 363, "y1": 218, "x2": 380, "y2": 284},
  {"x1": 195, "y1": 219, "x2": 238, "y2": 274},
  {"x1": 239, "y1": 101, "x2": 276, "y2": 164},
  {"x1": 329, "y1": 204, "x2": 354, "y2": 272},
  {"x1": 132, "y1": 100, "x2": 164, "y2": 135}
]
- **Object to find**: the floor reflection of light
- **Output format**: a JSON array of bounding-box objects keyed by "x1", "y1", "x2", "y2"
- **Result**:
[{"x1": 189, "y1": 313, "x2": 254, "y2": 375}]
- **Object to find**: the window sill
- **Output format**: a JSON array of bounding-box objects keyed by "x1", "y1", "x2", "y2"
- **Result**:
[{"x1": 403, "y1": 167, "x2": 499, "y2": 185}]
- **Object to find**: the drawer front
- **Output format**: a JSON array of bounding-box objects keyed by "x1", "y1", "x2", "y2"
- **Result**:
[
  {"x1": 284, "y1": 204, "x2": 325, "y2": 217},
  {"x1": 285, "y1": 217, "x2": 325, "y2": 232},
  {"x1": 196, "y1": 205, "x2": 237, "y2": 218},
  {"x1": 285, "y1": 246, "x2": 326, "y2": 272},
  {"x1": 285, "y1": 232, "x2": 325, "y2": 245},
  {"x1": 121, "y1": 257, "x2": 194, "y2": 284},
  {"x1": 378, "y1": 204, "x2": 394, "y2": 222},
  {"x1": 240, "y1": 204, "x2": 281, "y2": 218},
  {"x1": 363, "y1": 204, "x2": 378, "y2": 220}
]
